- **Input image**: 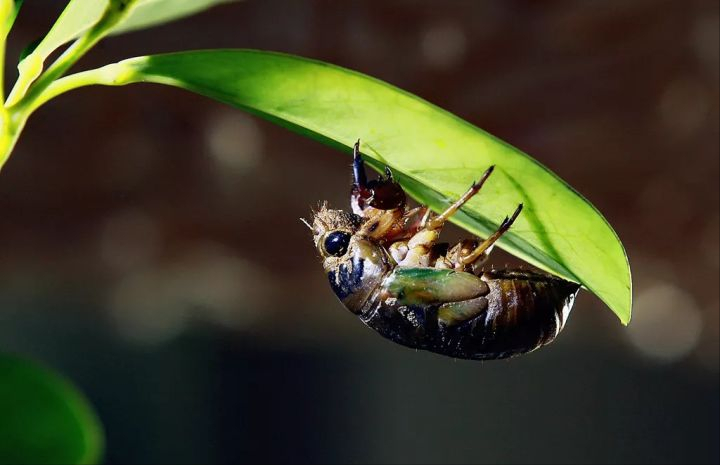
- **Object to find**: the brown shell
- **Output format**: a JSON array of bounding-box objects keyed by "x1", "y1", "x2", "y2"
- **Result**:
[{"x1": 357, "y1": 268, "x2": 580, "y2": 360}]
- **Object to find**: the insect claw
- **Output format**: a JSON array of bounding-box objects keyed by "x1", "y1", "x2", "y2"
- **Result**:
[
  {"x1": 427, "y1": 165, "x2": 498, "y2": 230},
  {"x1": 384, "y1": 166, "x2": 394, "y2": 180},
  {"x1": 466, "y1": 165, "x2": 495, "y2": 193},
  {"x1": 513, "y1": 203, "x2": 524, "y2": 218},
  {"x1": 472, "y1": 165, "x2": 495, "y2": 189},
  {"x1": 351, "y1": 141, "x2": 406, "y2": 213},
  {"x1": 352, "y1": 139, "x2": 368, "y2": 188},
  {"x1": 499, "y1": 203, "x2": 523, "y2": 230}
]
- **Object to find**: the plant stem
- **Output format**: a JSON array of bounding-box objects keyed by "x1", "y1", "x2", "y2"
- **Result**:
[
  {"x1": 0, "y1": 0, "x2": 14, "y2": 105},
  {"x1": 24, "y1": 62, "x2": 134, "y2": 114},
  {"x1": 0, "y1": 58, "x2": 139, "y2": 170},
  {"x1": 7, "y1": 0, "x2": 136, "y2": 112},
  {"x1": 0, "y1": 109, "x2": 25, "y2": 169},
  {"x1": 0, "y1": 34, "x2": 6, "y2": 105},
  {"x1": 9, "y1": 35, "x2": 99, "y2": 114},
  {"x1": 0, "y1": 0, "x2": 138, "y2": 170}
]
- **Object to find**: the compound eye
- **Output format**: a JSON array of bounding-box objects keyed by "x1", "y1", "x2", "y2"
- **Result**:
[{"x1": 323, "y1": 231, "x2": 351, "y2": 257}]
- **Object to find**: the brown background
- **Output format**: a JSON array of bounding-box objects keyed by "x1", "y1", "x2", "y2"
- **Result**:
[{"x1": 1, "y1": 1, "x2": 718, "y2": 463}]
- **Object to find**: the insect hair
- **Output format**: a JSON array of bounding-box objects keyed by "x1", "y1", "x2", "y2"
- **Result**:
[{"x1": 310, "y1": 202, "x2": 362, "y2": 235}]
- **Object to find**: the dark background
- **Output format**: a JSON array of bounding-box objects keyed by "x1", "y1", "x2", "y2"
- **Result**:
[{"x1": 1, "y1": 1, "x2": 718, "y2": 463}]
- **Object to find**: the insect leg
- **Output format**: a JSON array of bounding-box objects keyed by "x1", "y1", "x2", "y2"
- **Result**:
[
  {"x1": 350, "y1": 140, "x2": 371, "y2": 215},
  {"x1": 438, "y1": 296, "x2": 488, "y2": 327},
  {"x1": 460, "y1": 203, "x2": 523, "y2": 266},
  {"x1": 352, "y1": 139, "x2": 367, "y2": 188},
  {"x1": 384, "y1": 206, "x2": 430, "y2": 241},
  {"x1": 397, "y1": 167, "x2": 495, "y2": 267},
  {"x1": 424, "y1": 165, "x2": 495, "y2": 230},
  {"x1": 351, "y1": 140, "x2": 406, "y2": 215},
  {"x1": 447, "y1": 239, "x2": 479, "y2": 270},
  {"x1": 397, "y1": 228, "x2": 440, "y2": 267}
]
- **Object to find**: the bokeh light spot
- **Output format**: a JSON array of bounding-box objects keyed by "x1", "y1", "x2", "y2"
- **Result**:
[
  {"x1": 107, "y1": 243, "x2": 273, "y2": 345},
  {"x1": 627, "y1": 283, "x2": 703, "y2": 363},
  {"x1": 421, "y1": 22, "x2": 466, "y2": 70},
  {"x1": 99, "y1": 209, "x2": 162, "y2": 272},
  {"x1": 657, "y1": 77, "x2": 710, "y2": 137},
  {"x1": 205, "y1": 110, "x2": 263, "y2": 173}
]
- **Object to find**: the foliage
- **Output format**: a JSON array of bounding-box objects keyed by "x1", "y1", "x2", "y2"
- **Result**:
[{"x1": 0, "y1": 355, "x2": 103, "y2": 465}]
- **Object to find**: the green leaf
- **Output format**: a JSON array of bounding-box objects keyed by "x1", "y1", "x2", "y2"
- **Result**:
[
  {"x1": 109, "y1": 0, "x2": 239, "y2": 35},
  {"x1": 16, "y1": 0, "x2": 233, "y2": 61},
  {"x1": 19, "y1": 0, "x2": 234, "y2": 62},
  {"x1": 7, "y1": 0, "x2": 107, "y2": 105},
  {"x1": 22, "y1": 0, "x2": 107, "y2": 62},
  {"x1": 2, "y1": 0, "x2": 23, "y2": 34},
  {"x1": 0, "y1": 354, "x2": 104, "y2": 465},
  {"x1": 17, "y1": 36, "x2": 41, "y2": 63},
  {"x1": 47, "y1": 50, "x2": 633, "y2": 324},
  {"x1": 7, "y1": 0, "x2": 234, "y2": 106}
]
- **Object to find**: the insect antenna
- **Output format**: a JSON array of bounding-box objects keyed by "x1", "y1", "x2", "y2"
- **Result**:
[{"x1": 300, "y1": 218, "x2": 313, "y2": 230}]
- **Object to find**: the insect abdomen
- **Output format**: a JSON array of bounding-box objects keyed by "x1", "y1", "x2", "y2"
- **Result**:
[
  {"x1": 467, "y1": 270, "x2": 580, "y2": 359},
  {"x1": 359, "y1": 269, "x2": 580, "y2": 360}
]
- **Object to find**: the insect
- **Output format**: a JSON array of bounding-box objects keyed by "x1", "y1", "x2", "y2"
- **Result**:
[{"x1": 305, "y1": 141, "x2": 580, "y2": 360}]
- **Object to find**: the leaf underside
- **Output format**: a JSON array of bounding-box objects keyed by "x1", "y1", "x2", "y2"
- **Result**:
[{"x1": 85, "y1": 49, "x2": 632, "y2": 324}]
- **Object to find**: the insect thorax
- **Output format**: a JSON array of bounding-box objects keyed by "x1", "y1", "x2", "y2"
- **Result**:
[{"x1": 325, "y1": 237, "x2": 392, "y2": 314}]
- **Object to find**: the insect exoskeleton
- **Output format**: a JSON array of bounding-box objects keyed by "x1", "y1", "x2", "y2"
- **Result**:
[{"x1": 304, "y1": 140, "x2": 581, "y2": 360}]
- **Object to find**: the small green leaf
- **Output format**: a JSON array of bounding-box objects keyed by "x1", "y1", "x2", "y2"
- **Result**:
[
  {"x1": 7, "y1": 0, "x2": 107, "y2": 105},
  {"x1": 48, "y1": 50, "x2": 633, "y2": 324},
  {"x1": 17, "y1": 36, "x2": 41, "y2": 63},
  {"x1": 7, "y1": 0, "x2": 234, "y2": 106},
  {"x1": 18, "y1": 0, "x2": 234, "y2": 62},
  {"x1": 0, "y1": 354, "x2": 104, "y2": 465},
  {"x1": 2, "y1": 0, "x2": 23, "y2": 34},
  {"x1": 109, "y1": 0, "x2": 239, "y2": 35},
  {"x1": 23, "y1": 0, "x2": 106, "y2": 61}
]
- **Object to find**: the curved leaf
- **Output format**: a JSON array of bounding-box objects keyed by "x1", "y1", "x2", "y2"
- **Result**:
[
  {"x1": 48, "y1": 50, "x2": 632, "y2": 323},
  {"x1": 110, "y1": 0, "x2": 239, "y2": 35},
  {"x1": 0, "y1": 354, "x2": 104, "y2": 464},
  {"x1": 8, "y1": 0, "x2": 107, "y2": 105},
  {"x1": 7, "y1": 0, "x2": 235, "y2": 106},
  {"x1": 18, "y1": 0, "x2": 235, "y2": 60},
  {"x1": 2, "y1": 0, "x2": 23, "y2": 35},
  {"x1": 23, "y1": 0, "x2": 106, "y2": 61}
]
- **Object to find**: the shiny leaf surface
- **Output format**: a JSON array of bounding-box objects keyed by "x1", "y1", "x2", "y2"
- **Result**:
[{"x1": 54, "y1": 49, "x2": 632, "y2": 323}]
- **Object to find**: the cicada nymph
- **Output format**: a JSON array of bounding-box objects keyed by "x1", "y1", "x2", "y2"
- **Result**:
[{"x1": 305, "y1": 141, "x2": 580, "y2": 360}]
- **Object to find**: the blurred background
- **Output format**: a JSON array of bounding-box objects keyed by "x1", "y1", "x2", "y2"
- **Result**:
[{"x1": 1, "y1": 0, "x2": 718, "y2": 463}]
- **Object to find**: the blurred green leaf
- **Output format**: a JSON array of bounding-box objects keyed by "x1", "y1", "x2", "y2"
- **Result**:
[
  {"x1": 109, "y1": 0, "x2": 239, "y2": 35},
  {"x1": 0, "y1": 354, "x2": 103, "y2": 465},
  {"x1": 47, "y1": 49, "x2": 632, "y2": 323},
  {"x1": 19, "y1": 0, "x2": 234, "y2": 62},
  {"x1": 17, "y1": 36, "x2": 41, "y2": 63},
  {"x1": 7, "y1": 0, "x2": 234, "y2": 106},
  {"x1": 2, "y1": 0, "x2": 23, "y2": 33},
  {"x1": 21, "y1": 0, "x2": 106, "y2": 63},
  {"x1": 8, "y1": 0, "x2": 107, "y2": 105}
]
